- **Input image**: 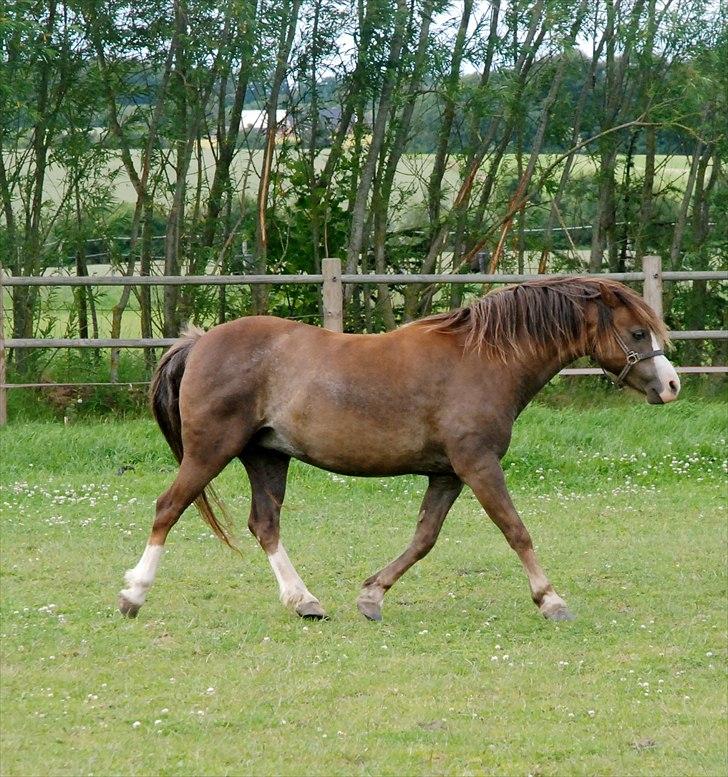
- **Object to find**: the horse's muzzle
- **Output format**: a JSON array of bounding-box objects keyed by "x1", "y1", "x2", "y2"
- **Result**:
[{"x1": 645, "y1": 376, "x2": 680, "y2": 404}]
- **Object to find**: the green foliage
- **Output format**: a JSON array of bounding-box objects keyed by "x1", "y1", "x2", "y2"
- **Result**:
[{"x1": 1, "y1": 0, "x2": 725, "y2": 380}]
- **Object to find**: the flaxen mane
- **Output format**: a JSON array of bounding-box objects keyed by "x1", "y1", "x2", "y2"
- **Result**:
[{"x1": 419, "y1": 276, "x2": 668, "y2": 360}]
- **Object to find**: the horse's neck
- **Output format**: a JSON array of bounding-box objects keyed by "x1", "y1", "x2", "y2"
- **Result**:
[{"x1": 513, "y1": 339, "x2": 589, "y2": 412}]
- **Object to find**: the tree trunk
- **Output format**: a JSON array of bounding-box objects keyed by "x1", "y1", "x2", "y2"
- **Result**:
[
  {"x1": 634, "y1": 124, "x2": 656, "y2": 260},
  {"x1": 371, "y1": 0, "x2": 434, "y2": 327},
  {"x1": 427, "y1": 0, "x2": 474, "y2": 231},
  {"x1": 669, "y1": 137, "x2": 706, "y2": 269},
  {"x1": 253, "y1": 0, "x2": 301, "y2": 313},
  {"x1": 74, "y1": 184, "x2": 88, "y2": 340},
  {"x1": 489, "y1": 0, "x2": 589, "y2": 271},
  {"x1": 199, "y1": 3, "x2": 258, "y2": 253},
  {"x1": 139, "y1": 204, "x2": 154, "y2": 371},
  {"x1": 590, "y1": 141, "x2": 617, "y2": 272},
  {"x1": 540, "y1": 25, "x2": 607, "y2": 268},
  {"x1": 344, "y1": 0, "x2": 409, "y2": 278}
]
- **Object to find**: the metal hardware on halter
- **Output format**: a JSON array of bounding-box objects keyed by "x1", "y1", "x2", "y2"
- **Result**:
[{"x1": 602, "y1": 331, "x2": 664, "y2": 388}]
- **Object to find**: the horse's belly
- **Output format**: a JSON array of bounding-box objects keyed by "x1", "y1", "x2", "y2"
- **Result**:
[
  {"x1": 256, "y1": 427, "x2": 308, "y2": 460},
  {"x1": 256, "y1": 424, "x2": 450, "y2": 476}
]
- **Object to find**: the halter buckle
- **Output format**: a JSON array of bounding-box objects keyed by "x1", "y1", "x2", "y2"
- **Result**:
[{"x1": 604, "y1": 331, "x2": 665, "y2": 389}]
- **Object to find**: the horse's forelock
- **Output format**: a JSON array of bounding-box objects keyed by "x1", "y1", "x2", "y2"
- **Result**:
[{"x1": 603, "y1": 281, "x2": 670, "y2": 343}]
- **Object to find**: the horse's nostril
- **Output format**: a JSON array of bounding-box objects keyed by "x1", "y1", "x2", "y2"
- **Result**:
[{"x1": 669, "y1": 380, "x2": 679, "y2": 394}]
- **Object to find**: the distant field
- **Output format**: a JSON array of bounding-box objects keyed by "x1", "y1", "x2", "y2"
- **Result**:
[
  {"x1": 1, "y1": 400, "x2": 725, "y2": 775},
  {"x1": 0, "y1": 147, "x2": 700, "y2": 354},
  {"x1": 1, "y1": 282, "x2": 306, "y2": 344},
  {"x1": 7, "y1": 149, "x2": 694, "y2": 218}
]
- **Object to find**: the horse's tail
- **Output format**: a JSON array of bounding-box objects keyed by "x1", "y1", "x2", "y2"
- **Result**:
[{"x1": 150, "y1": 326, "x2": 238, "y2": 550}]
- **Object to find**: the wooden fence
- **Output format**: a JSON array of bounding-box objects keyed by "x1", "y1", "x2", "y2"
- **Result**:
[{"x1": 1, "y1": 255, "x2": 726, "y2": 425}]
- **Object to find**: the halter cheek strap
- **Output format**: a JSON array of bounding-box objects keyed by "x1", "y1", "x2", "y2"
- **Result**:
[{"x1": 603, "y1": 331, "x2": 664, "y2": 388}]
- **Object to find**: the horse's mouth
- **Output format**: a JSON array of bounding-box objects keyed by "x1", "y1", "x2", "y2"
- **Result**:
[
  {"x1": 645, "y1": 382, "x2": 679, "y2": 404},
  {"x1": 646, "y1": 389, "x2": 664, "y2": 405}
]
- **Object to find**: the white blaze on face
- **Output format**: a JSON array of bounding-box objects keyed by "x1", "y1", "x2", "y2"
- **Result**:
[
  {"x1": 121, "y1": 544, "x2": 164, "y2": 606},
  {"x1": 651, "y1": 332, "x2": 680, "y2": 402},
  {"x1": 267, "y1": 543, "x2": 319, "y2": 608}
]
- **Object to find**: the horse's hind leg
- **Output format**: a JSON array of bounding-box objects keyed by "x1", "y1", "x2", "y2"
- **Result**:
[
  {"x1": 119, "y1": 438, "x2": 245, "y2": 617},
  {"x1": 357, "y1": 474, "x2": 463, "y2": 621},
  {"x1": 242, "y1": 447, "x2": 325, "y2": 620}
]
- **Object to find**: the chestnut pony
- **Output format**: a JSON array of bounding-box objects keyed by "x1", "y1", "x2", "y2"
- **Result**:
[{"x1": 118, "y1": 277, "x2": 680, "y2": 622}]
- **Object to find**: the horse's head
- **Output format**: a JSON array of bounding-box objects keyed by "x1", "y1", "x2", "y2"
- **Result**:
[{"x1": 592, "y1": 291, "x2": 680, "y2": 405}]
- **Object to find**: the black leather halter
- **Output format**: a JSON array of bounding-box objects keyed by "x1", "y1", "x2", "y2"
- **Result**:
[{"x1": 603, "y1": 331, "x2": 664, "y2": 388}]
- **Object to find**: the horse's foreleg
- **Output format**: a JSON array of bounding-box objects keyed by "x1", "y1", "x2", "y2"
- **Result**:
[
  {"x1": 357, "y1": 474, "x2": 463, "y2": 621},
  {"x1": 118, "y1": 450, "x2": 235, "y2": 618},
  {"x1": 454, "y1": 453, "x2": 573, "y2": 621},
  {"x1": 242, "y1": 448, "x2": 326, "y2": 620}
]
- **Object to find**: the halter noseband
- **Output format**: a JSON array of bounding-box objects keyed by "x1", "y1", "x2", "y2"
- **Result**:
[{"x1": 602, "y1": 331, "x2": 664, "y2": 388}]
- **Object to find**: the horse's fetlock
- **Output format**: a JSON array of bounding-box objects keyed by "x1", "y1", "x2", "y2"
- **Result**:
[
  {"x1": 124, "y1": 567, "x2": 154, "y2": 591},
  {"x1": 531, "y1": 585, "x2": 552, "y2": 607},
  {"x1": 538, "y1": 590, "x2": 573, "y2": 621},
  {"x1": 359, "y1": 581, "x2": 385, "y2": 600},
  {"x1": 119, "y1": 585, "x2": 146, "y2": 606}
]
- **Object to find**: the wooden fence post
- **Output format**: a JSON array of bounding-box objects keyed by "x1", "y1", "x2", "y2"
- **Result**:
[
  {"x1": 0, "y1": 269, "x2": 7, "y2": 426},
  {"x1": 642, "y1": 255, "x2": 663, "y2": 318},
  {"x1": 322, "y1": 257, "x2": 343, "y2": 332}
]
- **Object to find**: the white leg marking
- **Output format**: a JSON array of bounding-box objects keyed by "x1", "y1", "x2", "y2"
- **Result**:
[
  {"x1": 651, "y1": 333, "x2": 680, "y2": 402},
  {"x1": 267, "y1": 544, "x2": 319, "y2": 609},
  {"x1": 120, "y1": 544, "x2": 164, "y2": 606}
]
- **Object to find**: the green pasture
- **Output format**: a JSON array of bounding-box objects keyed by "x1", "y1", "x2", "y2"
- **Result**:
[
  {"x1": 1, "y1": 397, "x2": 726, "y2": 776},
  {"x1": 33, "y1": 151, "x2": 693, "y2": 213}
]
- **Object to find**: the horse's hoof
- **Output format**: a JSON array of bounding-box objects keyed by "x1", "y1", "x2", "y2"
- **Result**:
[
  {"x1": 357, "y1": 599, "x2": 382, "y2": 622},
  {"x1": 543, "y1": 605, "x2": 575, "y2": 622},
  {"x1": 296, "y1": 600, "x2": 328, "y2": 620},
  {"x1": 118, "y1": 595, "x2": 141, "y2": 618}
]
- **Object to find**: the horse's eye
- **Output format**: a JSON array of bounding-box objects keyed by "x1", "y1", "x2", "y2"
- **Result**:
[{"x1": 632, "y1": 330, "x2": 646, "y2": 341}]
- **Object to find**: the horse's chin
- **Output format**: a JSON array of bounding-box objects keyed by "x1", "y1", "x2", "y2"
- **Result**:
[{"x1": 645, "y1": 387, "x2": 664, "y2": 405}]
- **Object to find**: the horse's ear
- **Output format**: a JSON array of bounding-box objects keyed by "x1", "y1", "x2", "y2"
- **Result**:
[{"x1": 598, "y1": 282, "x2": 619, "y2": 307}]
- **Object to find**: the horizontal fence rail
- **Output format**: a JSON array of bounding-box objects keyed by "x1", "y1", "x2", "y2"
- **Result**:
[
  {"x1": 561, "y1": 366, "x2": 727, "y2": 376},
  {"x1": 0, "y1": 274, "x2": 324, "y2": 286},
  {"x1": 2, "y1": 270, "x2": 726, "y2": 286},
  {"x1": 1, "y1": 256, "x2": 726, "y2": 424},
  {"x1": 4, "y1": 365, "x2": 724, "y2": 391},
  {"x1": 5, "y1": 331, "x2": 727, "y2": 349}
]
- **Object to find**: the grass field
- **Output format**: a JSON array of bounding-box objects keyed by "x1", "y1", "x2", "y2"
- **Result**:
[
  {"x1": 1, "y1": 398, "x2": 726, "y2": 775},
  {"x1": 28, "y1": 150, "x2": 692, "y2": 211}
]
